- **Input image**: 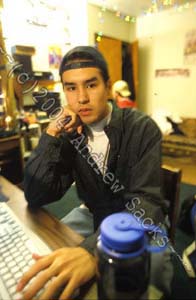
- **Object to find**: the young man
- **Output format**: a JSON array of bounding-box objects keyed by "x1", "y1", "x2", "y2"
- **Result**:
[{"x1": 18, "y1": 46, "x2": 172, "y2": 299}]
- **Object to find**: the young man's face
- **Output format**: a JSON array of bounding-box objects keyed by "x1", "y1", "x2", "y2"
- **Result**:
[{"x1": 62, "y1": 67, "x2": 111, "y2": 125}]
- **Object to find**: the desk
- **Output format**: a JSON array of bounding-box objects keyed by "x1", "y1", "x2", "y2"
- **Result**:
[
  {"x1": 0, "y1": 176, "x2": 163, "y2": 300},
  {"x1": 0, "y1": 176, "x2": 84, "y2": 250}
]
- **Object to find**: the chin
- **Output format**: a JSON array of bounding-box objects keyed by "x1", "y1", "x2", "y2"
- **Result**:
[
  {"x1": 81, "y1": 116, "x2": 97, "y2": 125},
  {"x1": 82, "y1": 119, "x2": 96, "y2": 125}
]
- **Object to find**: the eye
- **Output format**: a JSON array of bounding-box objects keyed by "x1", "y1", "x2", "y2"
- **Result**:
[
  {"x1": 65, "y1": 86, "x2": 76, "y2": 92},
  {"x1": 86, "y1": 82, "x2": 97, "y2": 89}
]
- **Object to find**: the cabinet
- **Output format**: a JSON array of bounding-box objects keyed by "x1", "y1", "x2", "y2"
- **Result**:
[{"x1": 0, "y1": 135, "x2": 23, "y2": 184}]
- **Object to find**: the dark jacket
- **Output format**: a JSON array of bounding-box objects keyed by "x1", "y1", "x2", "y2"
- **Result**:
[{"x1": 24, "y1": 104, "x2": 166, "y2": 253}]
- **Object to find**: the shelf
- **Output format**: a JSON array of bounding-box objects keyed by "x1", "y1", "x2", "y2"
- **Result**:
[
  {"x1": 20, "y1": 123, "x2": 40, "y2": 130},
  {"x1": 37, "y1": 118, "x2": 50, "y2": 124},
  {"x1": 25, "y1": 79, "x2": 60, "y2": 86}
]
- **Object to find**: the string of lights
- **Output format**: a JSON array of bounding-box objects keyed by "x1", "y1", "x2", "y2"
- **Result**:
[
  {"x1": 95, "y1": 0, "x2": 196, "y2": 42},
  {"x1": 97, "y1": 1, "x2": 196, "y2": 23}
]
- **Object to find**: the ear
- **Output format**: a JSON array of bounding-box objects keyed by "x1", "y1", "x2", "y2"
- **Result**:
[
  {"x1": 106, "y1": 79, "x2": 112, "y2": 96},
  {"x1": 106, "y1": 79, "x2": 111, "y2": 89}
]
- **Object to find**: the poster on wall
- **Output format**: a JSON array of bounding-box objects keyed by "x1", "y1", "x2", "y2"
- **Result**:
[
  {"x1": 184, "y1": 29, "x2": 196, "y2": 65},
  {"x1": 155, "y1": 68, "x2": 190, "y2": 78},
  {"x1": 48, "y1": 45, "x2": 62, "y2": 69}
]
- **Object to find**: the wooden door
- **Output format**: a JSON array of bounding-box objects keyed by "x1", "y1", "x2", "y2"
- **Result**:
[
  {"x1": 129, "y1": 40, "x2": 138, "y2": 101},
  {"x1": 96, "y1": 35, "x2": 138, "y2": 103},
  {"x1": 97, "y1": 35, "x2": 122, "y2": 86}
]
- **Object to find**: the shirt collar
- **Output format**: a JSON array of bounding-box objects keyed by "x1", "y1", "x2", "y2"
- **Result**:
[
  {"x1": 81, "y1": 100, "x2": 124, "y2": 138},
  {"x1": 87, "y1": 102, "x2": 112, "y2": 133}
]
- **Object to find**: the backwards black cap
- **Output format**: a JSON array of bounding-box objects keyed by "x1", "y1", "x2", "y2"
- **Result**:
[{"x1": 59, "y1": 46, "x2": 109, "y2": 82}]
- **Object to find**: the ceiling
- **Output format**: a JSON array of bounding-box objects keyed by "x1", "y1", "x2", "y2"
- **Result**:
[{"x1": 88, "y1": 0, "x2": 196, "y2": 17}]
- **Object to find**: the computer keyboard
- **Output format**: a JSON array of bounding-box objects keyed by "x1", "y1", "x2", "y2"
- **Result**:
[{"x1": 0, "y1": 202, "x2": 51, "y2": 300}]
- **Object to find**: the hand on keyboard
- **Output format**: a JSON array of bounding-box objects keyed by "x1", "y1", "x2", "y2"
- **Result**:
[{"x1": 17, "y1": 247, "x2": 97, "y2": 300}]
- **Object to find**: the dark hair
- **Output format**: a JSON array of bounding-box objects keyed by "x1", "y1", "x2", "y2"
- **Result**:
[{"x1": 59, "y1": 46, "x2": 109, "y2": 83}]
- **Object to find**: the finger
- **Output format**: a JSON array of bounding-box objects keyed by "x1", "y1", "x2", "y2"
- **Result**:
[
  {"x1": 21, "y1": 270, "x2": 54, "y2": 300},
  {"x1": 59, "y1": 116, "x2": 72, "y2": 128},
  {"x1": 56, "y1": 118, "x2": 67, "y2": 131},
  {"x1": 38, "y1": 273, "x2": 68, "y2": 300},
  {"x1": 59, "y1": 277, "x2": 78, "y2": 300},
  {"x1": 77, "y1": 125, "x2": 83, "y2": 134},
  {"x1": 61, "y1": 106, "x2": 72, "y2": 118},
  {"x1": 32, "y1": 253, "x2": 43, "y2": 260},
  {"x1": 56, "y1": 116, "x2": 74, "y2": 132},
  {"x1": 63, "y1": 119, "x2": 76, "y2": 130},
  {"x1": 65, "y1": 128, "x2": 74, "y2": 133},
  {"x1": 17, "y1": 256, "x2": 51, "y2": 292}
]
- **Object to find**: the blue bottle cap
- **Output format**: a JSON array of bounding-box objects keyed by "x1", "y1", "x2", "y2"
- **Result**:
[{"x1": 100, "y1": 212, "x2": 145, "y2": 254}]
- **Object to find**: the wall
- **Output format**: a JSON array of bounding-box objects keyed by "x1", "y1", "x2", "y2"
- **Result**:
[
  {"x1": 137, "y1": 4, "x2": 196, "y2": 117},
  {"x1": 1, "y1": 0, "x2": 88, "y2": 106},
  {"x1": 88, "y1": 4, "x2": 136, "y2": 46},
  {"x1": 2, "y1": 1, "x2": 137, "y2": 107}
]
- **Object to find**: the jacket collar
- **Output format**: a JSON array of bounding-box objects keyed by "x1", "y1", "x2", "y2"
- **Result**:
[{"x1": 104, "y1": 100, "x2": 124, "y2": 133}]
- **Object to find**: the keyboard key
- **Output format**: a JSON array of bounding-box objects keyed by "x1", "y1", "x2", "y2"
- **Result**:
[
  {"x1": 2, "y1": 272, "x2": 12, "y2": 281},
  {"x1": 9, "y1": 285, "x2": 17, "y2": 296},
  {"x1": 0, "y1": 267, "x2": 9, "y2": 276},
  {"x1": 12, "y1": 266, "x2": 21, "y2": 274},
  {"x1": 12, "y1": 252, "x2": 19, "y2": 259},
  {"x1": 2, "y1": 252, "x2": 10, "y2": 259},
  {"x1": 0, "y1": 262, "x2": 6, "y2": 269},
  {"x1": 14, "y1": 271, "x2": 23, "y2": 281},
  {"x1": 5, "y1": 278, "x2": 16, "y2": 288},
  {"x1": 5, "y1": 254, "x2": 12, "y2": 262},
  {"x1": 18, "y1": 261, "x2": 26, "y2": 268},
  {"x1": 15, "y1": 256, "x2": 23, "y2": 264},
  {"x1": 8, "y1": 261, "x2": 17, "y2": 268}
]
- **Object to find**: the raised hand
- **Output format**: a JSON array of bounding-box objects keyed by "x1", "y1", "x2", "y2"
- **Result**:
[{"x1": 46, "y1": 106, "x2": 82, "y2": 137}]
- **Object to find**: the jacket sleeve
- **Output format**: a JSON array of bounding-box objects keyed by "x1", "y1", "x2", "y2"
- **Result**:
[
  {"x1": 122, "y1": 116, "x2": 167, "y2": 225},
  {"x1": 24, "y1": 132, "x2": 76, "y2": 208},
  {"x1": 79, "y1": 229, "x2": 100, "y2": 256}
]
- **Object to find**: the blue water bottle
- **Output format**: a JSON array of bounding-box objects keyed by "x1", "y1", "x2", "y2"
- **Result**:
[{"x1": 96, "y1": 212, "x2": 166, "y2": 300}]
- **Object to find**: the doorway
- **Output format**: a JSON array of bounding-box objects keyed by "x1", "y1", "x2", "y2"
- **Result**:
[{"x1": 96, "y1": 34, "x2": 138, "y2": 101}]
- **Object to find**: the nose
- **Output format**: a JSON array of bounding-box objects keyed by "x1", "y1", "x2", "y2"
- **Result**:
[{"x1": 78, "y1": 87, "x2": 89, "y2": 104}]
